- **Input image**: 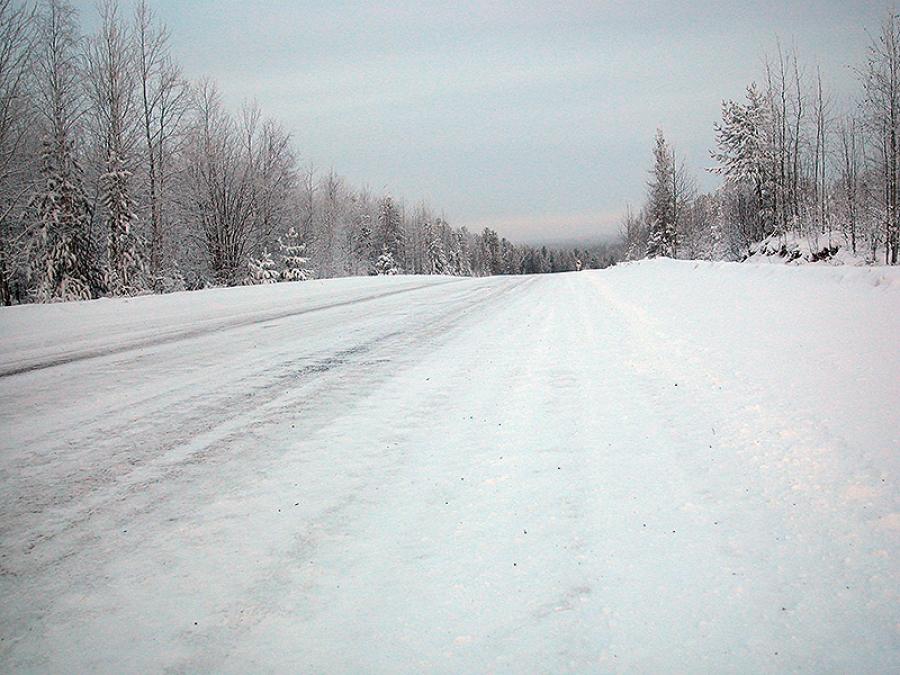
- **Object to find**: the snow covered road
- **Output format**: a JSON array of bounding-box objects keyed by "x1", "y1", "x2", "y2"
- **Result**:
[{"x1": 1, "y1": 260, "x2": 899, "y2": 674}]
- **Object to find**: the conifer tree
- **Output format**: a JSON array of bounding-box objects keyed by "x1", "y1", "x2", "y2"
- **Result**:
[
  {"x1": 278, "y1": 226, "x2": 312, "y2": 281},
  {"x1": 646, "y1": 129, "x2": 677, "y2": 258},
  {"x1": 30, "y1": 0, "x2": 95, "y2": 301},
  {"x1": 425, "y1": 220, "x2": 447, "y2": 275},
  {"x1": 374, "y1": 245, "x2": 399, "y2": 275},
  {"x1": 376, "y1": 195, "x2": 403, "y2": 271},
  {"x1": 31, "y1": 133, "x2": 94, "y2": 300},
  {"x1": 246, "y1": 248, "x2": 278, "y2": 284},
  {"x1": 711, "y1": 83, "x2": 774, "y2": 245},
  {"x1": 102, "y1": 151, "x2": 144, "y2": 294},
  {"x1": 90, "y1": 0, "x2": 145, "y2": 295}
]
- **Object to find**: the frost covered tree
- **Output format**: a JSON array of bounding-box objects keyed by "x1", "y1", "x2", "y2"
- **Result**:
[
  {"x1": 89, "y1": 0, "x2": 145, "y2": 295},
  {"x1": 446, "y1": 227, "x2": 467, "y2": 276},
  {"x1": 0, "y1": 0, "x2": 39, "y2": 305},
  {"x1": 620, "y1": 204, "x2": 647, "y2": 261},
  {"x1": 278, "y1": 225, "x2": 311, "y2": 281},
  {"x1": 184, "y1": 84, "x2": 298, "y2": 285},
  {"x1": 862, "y1": 9, "x2": 900, "y2": 264},
  {"x1": 376, "y1": 195, "x2": 403, "y2": 272},
  {"x1": 711, "y1": 83, "x2": 773, "y2": 246},
  {"x1": 646, "y1": 129, "x2": 677, "y2": 258},
  {"x1": 245, "y1": 248, "x2": 278, "y2": 284},
  {"x1": 29, "y1": 0, "x2": 96, "y2": 301},
  {"x1": 101, "y1": 152, "x2": 144, "y2": 293},
  {"x1": 480, "y1": 227, "x2": 501, "y2": 275},
  {"x1": 426, "y1": 232, "x2": 447, "y2": 274},
  {"x1": 835, "y1": 114, "x2": 866, "y2": 256},
  {"x1": 134, "y1": 0, "x2": 188, "y2": 286},
  {"x1": 374, "y1": 245, "x2": 399, "y2": 275}
]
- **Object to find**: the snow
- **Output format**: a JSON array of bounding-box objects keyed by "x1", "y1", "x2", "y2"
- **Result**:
[{"x1": 1, "y1": 259, "x2": 899, "y2": 674}]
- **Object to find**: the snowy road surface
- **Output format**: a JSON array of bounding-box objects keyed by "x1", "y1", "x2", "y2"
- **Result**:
[{"x1": 1, "y1": 260, "x2": 899, "y2": 674}]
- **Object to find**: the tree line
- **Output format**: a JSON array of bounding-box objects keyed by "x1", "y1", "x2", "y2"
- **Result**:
[
  {"x1": 0, "y1": 0, "x2": 614, "y2": 306},
  {"x1": 626, "y1": 11, "x2": 900, "y2": 266}
]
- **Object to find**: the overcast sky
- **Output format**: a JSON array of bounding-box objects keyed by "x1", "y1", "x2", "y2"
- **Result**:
[{"x1": 76, "y1": 1, "x2": 889, "y2": 244}]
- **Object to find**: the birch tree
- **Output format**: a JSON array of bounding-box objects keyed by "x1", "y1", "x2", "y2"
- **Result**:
[
  {"x1": 134, "y1": 0, "x2": 187, "y2": 285},
  {"x1": 862, "y1": 9, "x2": 900, "y2": 264},
  {"x1": 184, "y1": 84, "x2": 297, "y2": 285}
]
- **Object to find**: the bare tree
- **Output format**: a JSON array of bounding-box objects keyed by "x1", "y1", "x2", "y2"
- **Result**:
[
  {"x1": 184, "y1": 84, "x2": 297, "y2": 285},
  {"x1": 861, "y1": 9, "x2": 900, "y2": 264},
  {"x1": 0, "y1": 0, "x2": 38, "y2": 304},
  {"x1": 134, "y1": 0, "x2": 187, "y2": 286},
  {"x1": 810, "y1": 67, "x2": 832, "y2": 240},
  {"x1": 836, "y1": 113, "x2": 866, "y2": 255}
]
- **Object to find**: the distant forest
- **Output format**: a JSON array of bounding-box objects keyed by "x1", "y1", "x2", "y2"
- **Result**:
[
  {"x1": 628, "y1": 10, "x2": 900, "y2": 267},
  {"x1": 0, "y1": 0, "x2": 617, "y2": 306}
]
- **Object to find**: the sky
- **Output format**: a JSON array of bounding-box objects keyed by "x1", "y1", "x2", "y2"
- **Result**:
[{"x1": 75, "y1": 1, "x2": 889, "y2": 244}]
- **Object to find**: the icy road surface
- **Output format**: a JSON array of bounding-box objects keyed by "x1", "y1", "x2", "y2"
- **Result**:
[{"x1": 1, "y1": 259, "x2": 899, "y2": 674}]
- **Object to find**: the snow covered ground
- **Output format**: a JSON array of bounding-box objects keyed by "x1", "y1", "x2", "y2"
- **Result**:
[{"x1": 1, "y1": 259, "x2": 899, "y2": 674}]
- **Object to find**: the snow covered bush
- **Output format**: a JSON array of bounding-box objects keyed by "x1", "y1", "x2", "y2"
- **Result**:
[{"x1": 246, "y1": 250, "x2": 280, "y2": 284}]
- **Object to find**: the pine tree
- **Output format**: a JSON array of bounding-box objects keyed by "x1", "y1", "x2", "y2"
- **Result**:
[
  {"x1": 30, "y1": 0, "x2": 97, "y2": 302},
  {"x1": 711, "y1": 83, "x2": 774, "y2": 244},
  {"x1": 374, "y1": 245, "x2": 399, "y2": 275},
  {"x1": 246, "y1": 248, "x2": 279, "y2": 284},
  {"x1": 278, "y1": 226, "x2": 312, "y2": 281},
  {"x1": 426, "y1": 233, "x2": 447, "y2": 275},
  {"x1": 103, "y1": 150, "x2": 145, "y2": 295},
  {"x1": 446, "y1": 228, "x2": 466, "y2": 276},
  {"x1": 646, "y1": 129, "x2": 677, "y2": 258},
  {"x1": 376, "y1": 196, "x2": 403, "y2": 271},
  {"x1": 31, "y1": 132, "x2": 94, "y2": 301},
  {"x1": 90, "y1": 0, "x2": 146, "y2": 295}
]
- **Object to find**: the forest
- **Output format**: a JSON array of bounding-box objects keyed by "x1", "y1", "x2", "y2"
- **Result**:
[
  {"x1": 0, "y1": 0, "x2": 615, "y2": 306},
  {"x1": 2, "y1": 1, "x2": 899, "y2": 306},
  {"x1": 627, "y1": 11, "x2": 900, "y2": 268}
]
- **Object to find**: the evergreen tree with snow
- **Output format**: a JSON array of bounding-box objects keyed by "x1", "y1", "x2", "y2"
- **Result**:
[
  {"x1": 29, "y1": 0, "x2": 97, "y2": 302},
  {"x1": 711, "y1": 83, "x2": 774, "y2": 244},
  {"x1": 279, "y1": 226, "x2": 313, "y2": 281},
  {"x1": 446, "y1": 228, "x2": 466, "y2": 276},
  {"x1": 246, "y1": 249, "x2": 279, "y2": 284},
  {"x1": 426, "y1": 233, "x2": 447, "y2": 275},
  {"x1": 374, "y1": 245, "x2": 400, "y2": 275},
  {"x1": 103, "y1": 151, "x2": 145, "y2": 295},
  {"x1": 30, "y1": 133, "x2": 95, "y2": 301},
  {"x1": 90, "y1": 0, "x2": 146, "y2": 296},
  {"x1": 376, "y1": 196, "x2": 404, "y2": 272},
  {"x1": 646, "y1": 129, "x2": 677, "y2": 258}
]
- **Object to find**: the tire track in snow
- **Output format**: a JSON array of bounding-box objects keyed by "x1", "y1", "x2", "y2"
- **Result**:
[
  {"x1": 0, "y1": 277, "x2": 536, "y2": 616},
  {"x1": 0, "y1": 277, "x2": 464, "y2": 379}
]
